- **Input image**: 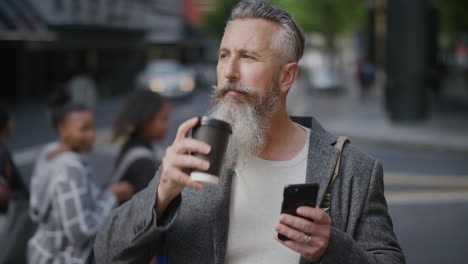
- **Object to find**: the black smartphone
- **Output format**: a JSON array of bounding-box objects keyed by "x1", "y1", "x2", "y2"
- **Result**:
[{"x1": 278, "y1": 183, "x2": 319, "y2": 241}]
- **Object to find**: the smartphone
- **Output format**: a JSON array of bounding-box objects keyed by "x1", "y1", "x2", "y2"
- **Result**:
[{"x1": 278, "y1": 183, "x2": 319, "y2": 241}]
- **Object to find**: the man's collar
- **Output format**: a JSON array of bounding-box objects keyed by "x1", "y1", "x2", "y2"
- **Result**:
[{"x1": 290, "y1": 116, "x2": 337, "y2": 146}]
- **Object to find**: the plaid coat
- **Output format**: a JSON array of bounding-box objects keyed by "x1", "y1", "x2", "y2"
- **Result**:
[{"x1": 28, "y1": 151, "x2": 117, "y2": 264}]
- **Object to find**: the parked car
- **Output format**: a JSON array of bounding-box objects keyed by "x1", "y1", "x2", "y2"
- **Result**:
[
  {"x1": 136, "y1": 60, "x2": 196, "y2": 98},
  {"x1": 309, "y1": 65, "x2": 342, "y2": 91},
  {"x1": 188, "y1": 62, "x2": 217, "y2": 88},
  {"x1": 300, "y1": 50, "x2": 343, "y2": 92}
]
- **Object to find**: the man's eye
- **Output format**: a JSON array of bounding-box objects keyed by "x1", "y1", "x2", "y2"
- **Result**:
[
  {"x1": 243, "y1": 54, "x2": 255, "y2": 60},
  {"x1": 219, "y1": 53, "x2": 228, "y2": 59}
]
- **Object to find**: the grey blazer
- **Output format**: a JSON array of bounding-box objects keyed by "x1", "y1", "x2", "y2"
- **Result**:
[{"x1": 94, "y1": 117, "x2": 405, "y2": 264}]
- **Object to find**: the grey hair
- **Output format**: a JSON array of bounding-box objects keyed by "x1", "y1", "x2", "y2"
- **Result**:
[{"x1": 226, "y1": 0, "x2": 305, "y2": 65}]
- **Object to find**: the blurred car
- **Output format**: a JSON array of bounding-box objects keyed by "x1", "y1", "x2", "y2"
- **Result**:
[
  {"x1": 188, "y1": 62, "x2": 217, "y2": 88},
  {"x1": 136, "y1": 60, "x2": 196, "y2": 98},
  {"x1": 300, "y1": 49, "x2": 343, "y2": 92},
  {"x1": 309, "y1": 65, "x2": 342, "y2": 91}
]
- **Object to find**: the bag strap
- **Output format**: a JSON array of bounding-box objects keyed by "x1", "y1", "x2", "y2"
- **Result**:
[
  {"x1": 109, "y1": 147, "x2": 155, "y2": 186},
  {"x1": 321, "y1": 136, "x2": 349, "y2": 213}
]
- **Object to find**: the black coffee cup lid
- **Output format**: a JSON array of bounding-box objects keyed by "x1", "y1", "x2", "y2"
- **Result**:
[{"x1": 199, "y1": 116, "x2": 232, "y2": 134}]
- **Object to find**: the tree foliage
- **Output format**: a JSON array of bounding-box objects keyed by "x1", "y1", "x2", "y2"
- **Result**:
[
  {"x1": 270, "y1": 0, "x2": 364, "y2": 37},
  {"x1": 433, "y1": 0, "x2": 468, "y2": 36},
  {"x1": 203, "y1": 0, "x2": 239, "y2": 39},
  {"x1": 202, "y1": 0, "x2": 365, "y2": 49}
]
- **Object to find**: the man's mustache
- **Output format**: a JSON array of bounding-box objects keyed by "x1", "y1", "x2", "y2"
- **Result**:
[{"x1": 213, "y1": 82, "x2": 256, "y2": 99}]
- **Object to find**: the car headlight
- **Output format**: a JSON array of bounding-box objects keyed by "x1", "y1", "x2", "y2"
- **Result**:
[
  {"x1": 180, "y1": 77, "x2": 195, "y2": 92},
  {"x1": 150, "y1": 78, "x2": 165, "y2": 93}
]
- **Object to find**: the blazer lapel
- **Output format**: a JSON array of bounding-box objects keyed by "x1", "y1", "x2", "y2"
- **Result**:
[{"x1": 304, "y1": 118, "x2": 340, "y2": 207}]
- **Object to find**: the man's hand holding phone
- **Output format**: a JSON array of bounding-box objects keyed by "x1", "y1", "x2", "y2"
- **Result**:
[
  {"x1": 275, "y1": 206, "x2": 332, "y2": 262},
  {"x1": 275, "y1": 184, "x2": 332, "y2": 262}
]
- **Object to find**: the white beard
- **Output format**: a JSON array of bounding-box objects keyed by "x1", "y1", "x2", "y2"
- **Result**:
[{"x1": 208, "y1": 81, "x2": 280, "y2": 170}]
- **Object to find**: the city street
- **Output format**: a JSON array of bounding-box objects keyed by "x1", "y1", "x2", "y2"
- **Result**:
[
  {"x1": 1, "y1": 0, "x2": 467, "y2": 263},
  {"x1": 4, "y1": 76, "x2": 468, "y2": 263}
]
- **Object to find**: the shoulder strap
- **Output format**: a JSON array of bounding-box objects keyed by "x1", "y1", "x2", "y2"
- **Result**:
[
  {"x1": 321, "y1": 136, "x2": 349, "y2": 213},
  {"x1": 109, "y1": 147, "x2": 155, "y2": 186}
]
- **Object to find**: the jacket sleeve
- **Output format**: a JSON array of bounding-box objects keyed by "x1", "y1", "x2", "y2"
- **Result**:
[
  {"x1": 94, "y1": 168, "x2": 181, "y2": 264},
  {"x1": 54, "y1": 165, "x2": 118, "y2": 247},
  {"x1": 302, "y1": 160, "x2": 405, "y2": 264}
]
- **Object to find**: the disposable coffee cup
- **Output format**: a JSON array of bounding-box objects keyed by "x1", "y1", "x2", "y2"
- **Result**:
[{"x1": 190, "y1": 116, "x2": 232, "y2": 185}]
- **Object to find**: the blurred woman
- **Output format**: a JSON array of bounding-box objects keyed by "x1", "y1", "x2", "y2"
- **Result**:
[
  {"x1": 110, "y1": 90, "x2": 170, "y2": 196},
  {"x1": 0, "y1": 106, "x2": 20, "y2": 214},
  {"x1": 28, "y1": 102, "x2": 133, "y2": 264},
  {"x1": 0, "y1": 106, "x2": 34, "y2": 264}
]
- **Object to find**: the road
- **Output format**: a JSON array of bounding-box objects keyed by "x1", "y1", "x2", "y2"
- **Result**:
[
  {"x1": 4, "y1": 84, "x2": 468, "y2": 263},
  {"x1": 362, "y1": 144, "x2": 468, "y2": 264}
]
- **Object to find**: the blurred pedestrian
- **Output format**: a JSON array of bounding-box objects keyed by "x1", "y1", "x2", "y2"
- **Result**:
[
  {"x1": 0, "y1": 106, "x2": 35, "y2": 264},
  {"x1": 429, "y1": 61, "x2": 446, "y2": 100},
  {"x1": 356, "y1": 58, "x2": 375, "y2": 101},
  {"x1": 111, "y1": 91, "x2": 170, "y2": 264},
  {"x1": 0, "y1": 106, "x2": 17, "y2": 213},
  {"x1": 27, "y1": 98, "x2": 134, "y2": 264},
  {"x1": 110, "y1": 90, "x2": 171, "y2": 197}
]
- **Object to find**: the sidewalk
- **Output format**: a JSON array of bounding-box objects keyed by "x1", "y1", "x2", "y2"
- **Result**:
[{"x1": 287, "y1": 71, "x2": 468, "y2": 153}]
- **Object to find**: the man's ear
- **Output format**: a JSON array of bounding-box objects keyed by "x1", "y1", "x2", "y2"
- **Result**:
[{"x1": 279, "y1": 62, "x2": 299, "y2": 94}]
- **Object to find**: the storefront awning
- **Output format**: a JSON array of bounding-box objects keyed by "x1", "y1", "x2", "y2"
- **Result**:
[{"x1": 0, "y1": 0, "x2": 55, "y2": 41}]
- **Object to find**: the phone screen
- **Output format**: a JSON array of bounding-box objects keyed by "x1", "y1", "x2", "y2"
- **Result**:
[{"x1": 278, "y1": 183, "x2": 319, "y2": 241}]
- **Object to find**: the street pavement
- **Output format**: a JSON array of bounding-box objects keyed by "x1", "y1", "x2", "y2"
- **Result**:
[{"x1": 2, "y1": 71, "x2": 468, "y2": 263}]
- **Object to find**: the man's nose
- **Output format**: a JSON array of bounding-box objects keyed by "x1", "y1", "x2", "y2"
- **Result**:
[{"x1": 223, "y1": 57, "x2": 240, "y2": 82}]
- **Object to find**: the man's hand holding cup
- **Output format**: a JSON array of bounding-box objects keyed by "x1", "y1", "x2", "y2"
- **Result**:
[
  {"x1": 156, "y1": 117, "x2": 211, "y2": 216},
  {"x1": 155, "y1": 116, "x2": 231, "y2": 216}
]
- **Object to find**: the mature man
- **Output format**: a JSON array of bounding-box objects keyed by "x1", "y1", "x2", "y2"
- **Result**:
[{"x1": 95, "y1": 1, "x2": 405, "y2": 263}]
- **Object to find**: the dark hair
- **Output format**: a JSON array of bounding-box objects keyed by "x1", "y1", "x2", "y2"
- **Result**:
[
  {"x1": 112, "y1": 90, "x2": 168, "y2": 142},
  {"x1": 0, "y1": 106, "x2": 11, "y2": 133},
  {"x1": 48, "y1": 86, "x2": 89, "y2": 131},
  {"x1": 51, "y1": 104, "x2": 89, "y2": 131}
]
